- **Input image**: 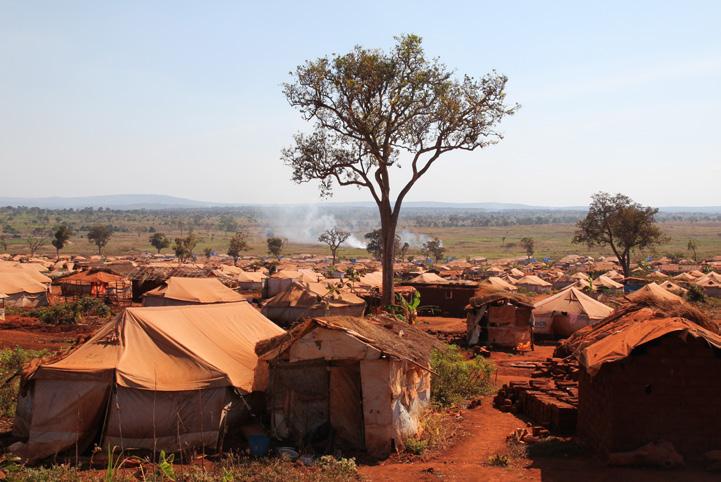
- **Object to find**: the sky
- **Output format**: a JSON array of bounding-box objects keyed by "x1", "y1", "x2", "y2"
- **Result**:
[{"x1": 2, "y1": 1, "x2": 720, "y2": 207}]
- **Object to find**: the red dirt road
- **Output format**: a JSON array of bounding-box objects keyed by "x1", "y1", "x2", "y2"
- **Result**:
[{"x1": 360, "y1": 338, "x2": 719, "y2": 482}]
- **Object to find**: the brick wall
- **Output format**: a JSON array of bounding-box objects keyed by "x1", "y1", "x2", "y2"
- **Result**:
[{"x1": 578, "y1": 334, "x2": 721, "y2": 460}]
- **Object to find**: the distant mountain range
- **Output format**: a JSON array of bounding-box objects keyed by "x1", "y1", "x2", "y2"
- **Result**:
[{"x1": 1, "y1": 195, "x2": 720, "y2": 213}]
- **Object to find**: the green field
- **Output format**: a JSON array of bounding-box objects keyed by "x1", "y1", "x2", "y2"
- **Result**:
[{"x1": 3, "y1": 216, "x2": 719, "y2": 262}]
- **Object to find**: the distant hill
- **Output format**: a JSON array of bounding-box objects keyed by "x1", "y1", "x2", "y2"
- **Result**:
[
  {"x1": 0, "y1": 195, "x2": 719, "y2": 213},
  {"x1": 0, "y1": 194, "x2": 224, "y2": 210}
]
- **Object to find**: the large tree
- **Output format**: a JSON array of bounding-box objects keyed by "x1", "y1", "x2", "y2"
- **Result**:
[
  {"x1": 267, "y1": 236, "x2": 285, "y2": 259},
  {"x1": 421, "y1": 237, "x2": 445, "y2": 262},
  {"x1": 149, "y1": 232, "x2": 171, "y2": 254},
  {"x1": 520, "y1": 237, "x2": 535, "y2": 260},
  {"x1": 282, "y1": 35, "x2": 516, "y2": 306},
  {"x1": 573, "y1": 192, "x2": 666, "y2": 277},
  {"x1": 318, "y1": 227, "x2": 350, "y2": 265},
  {"x1": 87, "y1": 225, "x2": 113, "y2": 256},
  {"x1": 228, "y1": 231, "x2": 249, "y2": 265},
  {"x1": 51, "y1": 224, "x2": 73, "y2": 259}
]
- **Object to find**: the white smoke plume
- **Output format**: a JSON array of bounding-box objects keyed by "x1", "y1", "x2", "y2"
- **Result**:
[{"x1": 263, "y1": 204, "x2": 366, "y2": 249}]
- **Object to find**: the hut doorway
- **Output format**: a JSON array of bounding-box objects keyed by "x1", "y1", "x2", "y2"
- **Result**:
[{"x1": 329, "y1": 362, "x2": 364, "y2": 450}]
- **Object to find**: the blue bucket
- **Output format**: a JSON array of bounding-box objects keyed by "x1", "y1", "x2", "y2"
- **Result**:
[{"x1": 247, "y1": 434, "x2": 271, "y2": 457}]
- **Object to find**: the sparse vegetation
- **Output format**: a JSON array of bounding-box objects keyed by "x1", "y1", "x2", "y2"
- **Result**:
[
  {"x1": 149, "y1": 232, "x2": 171, "y2": 254},
  {"x1": 318, "y1": 228, "x2": 350, "y2": 265},
  {"x1": 31, "y1": 297, "x2": 112, "y2": 325},
  {"x1": 431, "y1": 345, "x2": 495, "y2": 407},
  {"x1": 487, "y1": 453, "x2": 510, "y2": 466},
  {"x1": 0, "y1": 347, "x2": 47, "y2": 417},
  {"x1": 87, "y1": 224, "x2": 114, "y2": 256},
  {"x1": 403, "y1": 410, "x2": 457, "y2": 456}
]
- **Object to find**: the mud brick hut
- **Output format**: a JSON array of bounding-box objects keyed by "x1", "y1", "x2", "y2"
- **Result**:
[
  {"x1": 564, "y1": 300, "x2": 721, "y2": 460},
  {"x1": 403, "y1": 275, "x2": 478, "y2": 317},
  {"x1": 465, "y1": 287, "x2": 534, "y2": 349},
  {"x1": 256, "y1": 316, "x2": 442, "y2": 458},
  {"x1": 142, "y1": 276, "x2": 245, "y2": 306},
  {"x1": 12, "y1": 302, "x2": 284, "y2": 462}
]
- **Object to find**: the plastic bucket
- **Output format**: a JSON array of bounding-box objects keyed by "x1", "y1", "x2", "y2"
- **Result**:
[{"x1": 247, "y1": 434, "x2": 271, "y2": 457}]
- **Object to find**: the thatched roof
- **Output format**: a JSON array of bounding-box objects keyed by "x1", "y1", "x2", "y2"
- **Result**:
[
  {"x1": 467, "y1": 285, "x2": 534, "y2": 309},
  {"x1": 255, "y1": 315, "x2": 444, "y2": 369}
]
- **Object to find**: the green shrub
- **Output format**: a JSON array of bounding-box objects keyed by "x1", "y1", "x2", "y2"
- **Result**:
[
  {"x1": 31, "y1": 297, "x2": 112, "y2": 325},
  {"x1": 687, "y1": 284, "x2": 706, "y2": 303},
  {"x1": 431, "y1": 345, "x2": 494, "y2": 407},
  {"x1": 0, "y1": 346, "x2": 47, "y2": 417},
  {"x1": 487, "y1": 453, "x2": 510, "y2": 466}
]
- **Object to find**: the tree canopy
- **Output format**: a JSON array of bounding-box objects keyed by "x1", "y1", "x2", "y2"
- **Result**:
[
  {"x1": 87, "y1": 225, "x2": 113, "y2": 256},
  {"x1": 267, "y1": 236, "x2": 285, "y2": 259},
  {"x1": 228, "y1": 231, "x2": 249, "y2": 265},
  {"x1": 573, "y1": 192, "x2": 666, "y2": 277},
  {"x1": 282, "y1": 34, "x2": 516, "y2": 304},
  {"x1": 520, "y1": 237, "x2": 535, "y2": 260},
  {"x1": 51, "y1": 225, "x2": 73, "y2": 258},
  {"x1": 318, "y1": 227, "x2": 350, "y2": 265},
  {"x1": 149, "y1": 232, "x2": 171, "y2": 254},
  {"x1": 421, "y1": 237, "x2": 445, "y2": 262}
]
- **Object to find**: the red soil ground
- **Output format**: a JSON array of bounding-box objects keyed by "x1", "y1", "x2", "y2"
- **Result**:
[
  {"x1": 361, "y1": 319, "x2": 719, "y2": 482},
  {"x1": 0, "y1": 314, "x2": 96, "y2": 351}
]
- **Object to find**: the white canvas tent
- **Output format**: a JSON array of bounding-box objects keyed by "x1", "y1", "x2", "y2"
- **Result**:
[{"x1": 533, "y1": 287, "x2": 613, "y2": 337}]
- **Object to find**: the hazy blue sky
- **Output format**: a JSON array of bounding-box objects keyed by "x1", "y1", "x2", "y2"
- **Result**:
[{"x1": 2, "y1": 1, "x2": 720, "y2": 206}]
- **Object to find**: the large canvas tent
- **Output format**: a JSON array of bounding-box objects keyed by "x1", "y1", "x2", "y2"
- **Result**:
[
  {"x1": 533, "y1": 287, "x2": 613, "y2": 337},
  {"x1": 142, "y1": 277, "x2": 246, "y2": 306},
  {"x1": 13, "y1": 302, "x2": 284, "y2": 462},
  {"x1": 0, "y1": 272, "x2": 49, "y2": 308}
]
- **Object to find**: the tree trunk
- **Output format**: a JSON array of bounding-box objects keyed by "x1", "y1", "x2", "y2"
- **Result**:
[{"x1": 379, "y1": 207, "x2": 398, "y2": 307}]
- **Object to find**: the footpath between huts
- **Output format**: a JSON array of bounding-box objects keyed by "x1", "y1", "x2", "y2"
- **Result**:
[{"x1": 359, "y1": 344, "x2": 719, "y2": 482}]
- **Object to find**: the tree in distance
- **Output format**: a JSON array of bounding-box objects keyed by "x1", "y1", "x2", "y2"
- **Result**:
[
  {"x1": 573, "y1": 192, "x2": 666, "y2": 277},
  {"x1": 421, "y1": 237, "x2": 446, "y2": 262},
  {"x1": 51, "y1": 224, "x2": 73, "y2": 259},
  {"x1": 26, "y1": 228, "x2": 48, "y2": 257},
  {"x1": 87, "y1": 225, "x2": 113, "y2": 256},
  {"x1": 228, "y1": 231, "x2": 250, "y2": 265},
  {"x1": 267, "y1": 236, "x2": 285, "y2": 259},
  {"x1": 318, "y1": 227, "x2": 350, "y2": 265},
  {"x1": 365, "y1": 229, "x2": 401, "y2": 261},
  {"x1": 149, "y1": 232, "x2": 171, "y2": 254},
  {"x1": 520, "y1": 237, "x2": 535, "y2": 260},
  {"x1": 174, "y1": 231, "x2": 199, "y2": 262},
  {"x1": 687, "y1": 239, "x2": 698, "y2": 262},
  {"x1": 282, "y1": 34, "x2": 517, "y2": 306}
]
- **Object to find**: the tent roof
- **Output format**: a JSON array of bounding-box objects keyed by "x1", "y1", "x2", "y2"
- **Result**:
[
  {"x1": 145, "y1": 277, "x2": 245, "y2": 303},
  {"x1": 533, "y1": 287, "x2": 613, "y2": 320},
  {"x1": 595, "y1": 275, "x2": 624, "y2": 289},
  {"x1": 408, "y1": 272, "x2": 449, "y2": 284},
  {"x1": 59, "y1": 271, "x2": 126, "y2": 284},
  {"x1": 479, "y1": 276, "x2": 518, "y2": 292},
  {"x1": 581, "y1": 317, "x2": 721, "y2": 376},
  {"x1": 514, "y1": 275, "x2": 552, "y2": 287},
  {"x1": 263, "y1": 281, "x2": 365, "y2": 308},
  {"x1": 625, "y1": 282, "x2": 683, "y2": 303},
  {"x1": 34, "y1": 302, "x2": 284, "y2": 392},
  {"x1": 0, "y1": 272, "x2": 48, "y2": 295},
  {"x1": 0, "y1": 263, "x2": 52, "y2": 284}
]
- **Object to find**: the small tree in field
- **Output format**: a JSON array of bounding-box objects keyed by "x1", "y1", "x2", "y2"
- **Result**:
[
  {"x1": 87, "y1": 225, "x2": 113, "y2": 256},
  {"x1": 318, "y1": 228, "x2": 350, "y2": 265},
  {"x1": 364, "y1": 229, "x2": 401, "y2": 261},
  {"x1": 173, "y1": 231, "x2": 198, "y2": 263},
  {"x1": 51, "y1": 225, "x2": 73, "y2": 259},
  {"x1": 228, "y1": 231, "x2": 249, "y2": 265},
  {"x1": 687, "y1": 239, "x2": 698, "y2": 262},
  {"x1": 573, "y1": 192, "x2": 666, "y2": 277},
  {"x1": 282, "y1": 35, "x2": 517, "y2": 305},
  {"x1": 520, "y1": 237, "x2": 535, "y2": 260},
  {"x1": 25, "y1": 228, "x2": 48, "y2": 256},
  {"x1": 149, "y1": 232, "x2": 171, "y2": 254},
  {"x1": 267, "y1": 236, "x2": 285, "y2": 259},
  {"x1": 421, "y1": 237, "x2": 445, "y2": 262}
]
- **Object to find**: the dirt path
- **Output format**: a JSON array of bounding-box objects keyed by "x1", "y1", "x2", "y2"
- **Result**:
[{"x1": 359, "y1": 342, "x2": 718, "y2": 482}]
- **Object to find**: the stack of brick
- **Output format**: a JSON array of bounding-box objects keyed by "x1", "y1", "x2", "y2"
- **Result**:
[{"x1": 494, "y1": 358, "x2": 580, "y2": 435}]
